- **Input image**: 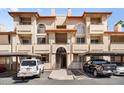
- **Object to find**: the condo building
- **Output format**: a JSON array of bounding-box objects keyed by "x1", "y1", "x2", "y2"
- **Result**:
[{"x1": 0, "y1": 9, "x2": 124, "y2": 70}]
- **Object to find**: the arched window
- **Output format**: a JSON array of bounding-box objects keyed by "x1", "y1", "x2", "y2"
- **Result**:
[
  {"x1": 75, "y1": 23, "x2": 85, "y2": 34},
  {"x1": 37, "y1": 24, "x2": 46, "y2": 33}
]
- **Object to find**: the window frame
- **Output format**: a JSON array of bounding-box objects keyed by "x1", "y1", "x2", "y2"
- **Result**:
[
  {"x1": 37, "y1": 24, "x2": 46, "y2": 33},
  {"x1": 37, "y1": 36, "x2": 46, "y2": 44},
  {"x1": 76, "y1": 37, "x2": 85, "y2": 44}
]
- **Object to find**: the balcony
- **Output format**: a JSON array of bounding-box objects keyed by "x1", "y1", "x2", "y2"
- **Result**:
[
  {"x1": 52, "y1": 44, "x2": 70, "y2": 53},
  {"x1": 17, "y1": 45, "x2": 32, "y2": 53},
  {"x1": 16, "y1": 25, "x2": 32, "y2": 34},
  {"x1": 89, "y1": 24, "x2": 105, "y2": 34},
  {"x1": 90, "y1": 44, "x2": 104, "y2": 51},
  {"x1": 110, "y1": 44, "x2": 124, "y2": 52},
  {"x1": 34, "y1": 44, "x2": 50, "y2": 53},
  {"x1": 0, "y1": 45, "x2": 11, "y2": 52},
  {"x1": 72, "y1": 44, "x2": 88, "y2": 53}
]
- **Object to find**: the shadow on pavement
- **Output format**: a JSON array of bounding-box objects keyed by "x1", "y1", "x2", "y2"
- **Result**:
[
  {"x1": 70, "y1": 69, "x2": 111, "y2": 79},
  {"x1": 0, "y1": 71, "x2": 16, "y2": 78},
  {"x1": 12, "y1": 75, "x2": 36, "y2": 84},
  {"x1": 70, "y1": 69, "x2": 84, "y2": 76},
  {"x1": 83, "y1": 72, "x2": 111, "y2": 79}
]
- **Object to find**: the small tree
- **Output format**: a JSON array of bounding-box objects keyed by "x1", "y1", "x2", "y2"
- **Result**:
[{"x1": 115, "y1": 20, "x2": 124, "y2": 27}]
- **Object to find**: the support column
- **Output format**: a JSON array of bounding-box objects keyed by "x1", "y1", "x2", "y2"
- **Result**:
[
  {"x1": 51, "y1": 54, "x2": 56, "y2": 69},
  {"x1": 67, "y1": 54, "x2": 71, "y2": 68},
  {"x1": 16, "y1": 56, "x2": 18, "y2": 73}
]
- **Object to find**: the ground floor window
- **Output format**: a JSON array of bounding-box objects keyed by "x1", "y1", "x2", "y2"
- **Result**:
[
  {"x1": 73, "y1": 54, "x2": 86, "y2": 62},
  {"x1": 90, "y1": 56, "x2": 103, "y2": 60},
  {"x1": 111, "y1": 56, "x2": 124, "y2": 63},
  {"x1": 41, "y1": 54, "x2": 49, "y2": 63}
]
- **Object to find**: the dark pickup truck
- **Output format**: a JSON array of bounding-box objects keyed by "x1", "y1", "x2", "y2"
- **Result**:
[{"x1": 83, "y1": 59, "x2": 116, "y2": 77}]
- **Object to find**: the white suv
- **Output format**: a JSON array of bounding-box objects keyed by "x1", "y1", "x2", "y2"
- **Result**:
[{"x1": 17, "y1": 59, "x2": 44, "y2": 78}]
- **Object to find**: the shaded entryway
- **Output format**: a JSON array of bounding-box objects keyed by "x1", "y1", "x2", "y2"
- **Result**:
[{"x1": 56, "y1": 47, "x2": 67, "y2": 69}]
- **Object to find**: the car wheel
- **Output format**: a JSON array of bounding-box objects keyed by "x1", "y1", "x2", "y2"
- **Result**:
[
  {"x1": 37, "y1": 72, "x2": 41, "y2": 78},
  {"x1": 21, "y1": 77, "x2": 25, "y2": 81},
  {"x1": 107, "y1": 74, "x2": 111, "y2": 78},
  {"x1": 93, "y1": 70, "x2": 98, "y2": 77}
]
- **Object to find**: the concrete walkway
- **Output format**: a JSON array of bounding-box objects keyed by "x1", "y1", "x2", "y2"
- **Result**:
[{"x1": 48, "y1": 69, "x2": 74, "y2": 80}]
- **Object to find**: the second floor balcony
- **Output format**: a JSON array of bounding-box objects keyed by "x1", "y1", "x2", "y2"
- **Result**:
[
  {"x1": 89, "y1": 24, "x2": 105, "y2": 34},
  {"x1": 0, "y1": 45, "x2": 11, "y2": 52},
  {"x1": 110, "y1": 43, "x2": 124, "y2": 52},
  {"x1": 16, "y1": 44, "x2": 32, "y2": 53},
  {"x1": 34, "y1": 44, "x2": 50, "y2": 53},
  {"x1": 90, "y1": 44, "x2": 104, "y2": 51},
  {"x1": 72, "y1": 44, "x2": 88, "y2": 53},
  {"x1": 16, "y1": 25, "x2": 32, "y2": 34}
]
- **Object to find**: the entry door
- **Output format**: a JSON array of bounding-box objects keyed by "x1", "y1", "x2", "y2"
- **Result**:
[{"x1": 61, "y1": 54, "x2": 67, "y2": 68}]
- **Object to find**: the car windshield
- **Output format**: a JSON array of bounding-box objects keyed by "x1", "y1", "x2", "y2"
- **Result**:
[
  {"x1": 92, "y1": 61, "x2": 107, "y2": 64},
  {"x1": 21, "y1": 61, "x2": 36, "y2": 66}
]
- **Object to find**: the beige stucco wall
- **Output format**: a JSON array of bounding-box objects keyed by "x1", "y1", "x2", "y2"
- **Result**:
[
  {"x1": 38, "y1": 19, "x2": 55, "y2": 29},
  {"x1": 66, "y1": 19, "x2": 83, "y2": 29},
  {"x1": 4, "y1": 13, "x2": 124, "y2": 69},
  {"x1": 0, "y1": 35, "x2": 9, "y2": 44},
  {"x1": 55, "y1": 16, "x2": 66, "y2": 25}
]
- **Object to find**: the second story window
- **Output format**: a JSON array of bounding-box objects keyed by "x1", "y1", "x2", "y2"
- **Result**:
[
  {"x1": 37, "y1": 24, "x2": 46, "y2": 33},
  {"x1": 20, "y1": 17, "x2": 31, "y2": 25},
  {"x1": 77, "y1": 37, "x2": 85, "y2": 44},
  {"x1": 22, "y1": 39, "x2": 31, "y2": 44},
  {"x1": 37, "y1": 36, "x2": 46, "y2": 44},
  {"x1": 75, "y1": 23, "x2": 85, "y2": 34},
  {"x1": 91, "y1": 17, "x2": 102, "y2": 24},
  {"x1": 91, "y1": 36, "x2": 103, "y2": 44},
  {"x1": 91, "y1": 39, "x2": 99, "y2": 44}
]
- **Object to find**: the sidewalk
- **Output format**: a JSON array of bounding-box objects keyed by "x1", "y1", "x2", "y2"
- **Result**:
[
  {"x1": 0, "y1": 71, "x2": 16, "y2": 78},
  {"x1": 48, "y1": 69, "x2": 74, "y2": 80}
]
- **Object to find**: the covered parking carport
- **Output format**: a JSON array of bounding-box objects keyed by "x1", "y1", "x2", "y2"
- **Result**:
[
  {"x1": 0, "y1": 52, "x2": 41, "y2": 73},
  {"x1": 84, "y1": 51, "x2": 124, "y2": 63}
]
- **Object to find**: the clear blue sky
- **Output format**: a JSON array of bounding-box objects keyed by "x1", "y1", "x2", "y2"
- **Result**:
[{"x1": 0, "y1": 8, "x2": 124, "y2": 31}]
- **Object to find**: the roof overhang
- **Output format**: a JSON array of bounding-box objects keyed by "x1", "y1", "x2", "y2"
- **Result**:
[
  {"x1": 46, "y1": 29, "x2": 77, "y2": 33},
  {"x1": 104, "y1": 32, "x2": 124, "y2": 36},
  {"x1": 38, "y1": 16, "x2": 56, "y2": 19},
  {"x1": 85, "y1": 51, "x2": 124, "y2": 56},
  {"x1": 83, "y1": 12, "x2": 112, "y2": 17},
  {"x1": 8, "y1": 12, "x2": 39, "y2": 18},
  {"x1": 0, "y1": 52, "x2": 41, "y2": 58},
  {"x1": 66, "y1": 16, "x2": 83, "y2": 19},
  {"x1": 0, "y1": 32, "x2": 16, "y2": 35}
]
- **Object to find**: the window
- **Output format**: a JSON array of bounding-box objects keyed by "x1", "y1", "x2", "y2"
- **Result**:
[
  {"x1": 91, "y1": 18, "x2": 102, "y2": 24},
  {"x1": 20, "y1": 17, "x2": 31, "y2": 25},
  {"x1": 111, "y1": 56, "x2": 121, "y2": 62},
  {"x1": 77, "y1": 37, "x2": 85, "y2": 44},
  {"x1": 37, "y1": 37, "x2": 46, "y2": 44},
  {"x1": 91, "y1": 39, "x2": 99, "y2": 44},
  {"x1": 41, "y1": 54, "x2": 49, "y2": 63},
  {"x1": 56, "y1": 25, "x2": 66, "y2": 29},
  {"x1": 21, "y1": 61, "x2": 36, "y2": 66},
  {"x1": 91, "y1": 56, "x2": 103, "y2": 60},
  {"x1": 22, "y1": 39, "x2": 30, "y2": 44},
  {"x1": 75, "y1": 23, "x2": 84, "y2": 34},
  {"x1": 37, "y1": 24, "x2": 45, "y2": 33},
  {"x1": 55, "y1": 33, "x2": 67, "y2": 44}
]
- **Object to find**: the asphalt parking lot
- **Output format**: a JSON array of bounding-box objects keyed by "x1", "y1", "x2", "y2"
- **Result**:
[{"x1": 0, "y1": 70, "x2": 124, "y2": 85}]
